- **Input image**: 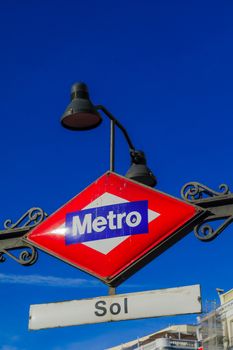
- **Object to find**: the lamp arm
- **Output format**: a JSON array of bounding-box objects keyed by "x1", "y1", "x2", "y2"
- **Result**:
[{"x1": 95, "y1": 105, "x2": 135, "y2": 151}]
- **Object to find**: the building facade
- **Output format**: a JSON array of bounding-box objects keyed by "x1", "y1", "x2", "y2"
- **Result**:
[
  {"x1": 107, "y1": 325, "x2": 200, "y2": 350},
  {"x1": 197, "y1": 288, "x2": 233, "y2": 350}
]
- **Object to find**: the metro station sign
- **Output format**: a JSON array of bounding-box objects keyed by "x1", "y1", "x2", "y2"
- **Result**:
[{"x1": 26, "y1": 172, "x2": 204, "y2": 286}]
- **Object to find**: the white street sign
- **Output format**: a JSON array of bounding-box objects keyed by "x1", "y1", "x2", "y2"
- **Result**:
[{"x1": 29, "y1": 284, "x2": 201, "y2": 330}]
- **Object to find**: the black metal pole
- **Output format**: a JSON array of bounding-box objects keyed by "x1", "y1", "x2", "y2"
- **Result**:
[
  {"x1": 96, "y1": 105, "x2": 135, "y2": 173},
  {"x1": 110, "y1": 119, "x2": 115, "y2": 172},
  {"x1": 96, "y1": 105, "x2": 135, "y2": 152},
  {"x1": 108, "y1": 286, "x2": 116, "y2": 295}
]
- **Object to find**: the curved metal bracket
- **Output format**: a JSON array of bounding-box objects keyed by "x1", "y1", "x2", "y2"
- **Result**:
[
  {"x1": 181, "y1": 182, "x2": 233, "y2": 242},
  {"x1": 193, "y1": 214, "x2": 233, "y2": 242},
  {"x1": 181, "y1": 182, "x2": 231, "y2": 202},
  {"x1": 0, "y1": 207, "x2": 47, "y2": 265},
  {"x1": 0, "y1": 242, "x2": 38, "y2": 266}
]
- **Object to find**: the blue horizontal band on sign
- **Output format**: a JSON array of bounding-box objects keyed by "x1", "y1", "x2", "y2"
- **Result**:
[{"x1": 65, "y1": 200, "x2": 149, "y2": 244}]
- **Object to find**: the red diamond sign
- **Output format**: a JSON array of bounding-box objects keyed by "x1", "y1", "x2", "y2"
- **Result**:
[{"x1": 26, "y1": 172, "x2": 204, "y2": 286}]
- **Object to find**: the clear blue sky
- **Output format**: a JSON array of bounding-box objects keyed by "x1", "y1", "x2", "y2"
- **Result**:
[{"x1": 0, "y1": 0, "x2": 233, "y2": 349}]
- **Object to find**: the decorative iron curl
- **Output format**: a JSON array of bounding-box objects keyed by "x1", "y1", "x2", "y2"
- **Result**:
[
  {"x1": 0, "y1": 207, "x2": 47, "y2": 266},
  {"x1": 3, "y1": 207, "x2": 47, "y2": 231},
  {"x1": 0, "y1": 243, "x2": 38, "y2": 266},
  {"x1": 181, "y1": 182, "x2": 230, "y2": 202},
  {"x1": 194, "y1": 216, "x2": 233, "y2": 242},
  {"x1": 0, "y1": 253, "x2": 5, "y2": 262}
]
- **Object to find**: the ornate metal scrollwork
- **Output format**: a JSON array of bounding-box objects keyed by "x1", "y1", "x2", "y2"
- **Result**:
[
  {"x1": 2, "y1": 207, "x2": 47, "y2": 233},
  {"x1": 0, "y1": 243, "x2": 38, "y2": 266},
  {"x1": 181, "y1": 182, "x2": 231, "y2": 202},
  {"x1": 181, "y1": 182, "x2": 233, "y2": 242},
  {"x1": 0, "y1": 207, "x2": 47, "y2": 266},
  {"x1": 194, "y1": 215, "x2": 233, "y2": 242}
]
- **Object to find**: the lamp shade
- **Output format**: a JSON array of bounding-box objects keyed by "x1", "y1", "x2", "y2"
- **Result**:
[
  {"x1": 61, "y1": 82, "x2": 102, "y2": 131},
  {"x1": 125, "y1": 150, "x2": 157, "y2": 187}
]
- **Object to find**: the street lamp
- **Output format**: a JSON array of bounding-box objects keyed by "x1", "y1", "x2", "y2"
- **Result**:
[
  {"x1": 60, "y1": 82, "x2": 157, "y2": 188},
  {"x1": 1, "y1": 81, "x2": 233, "y2": 270},
  {"x1": 60, "y1": 82, "x2": 102, "y2": 131}
]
